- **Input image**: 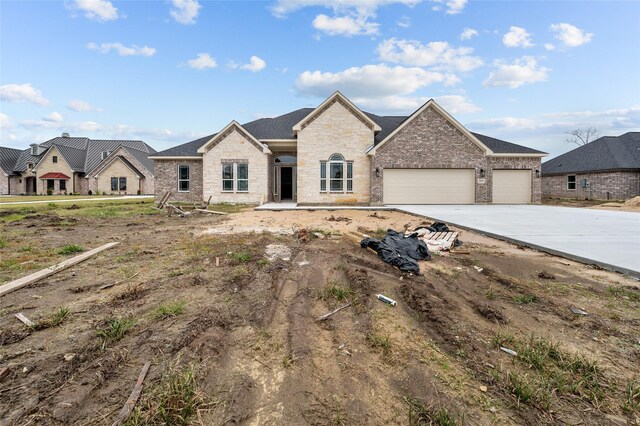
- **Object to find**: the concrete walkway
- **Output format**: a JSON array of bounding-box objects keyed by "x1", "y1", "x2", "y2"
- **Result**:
[
  {"x1": 255, "y1": 202, "x2": 394, "y2": 211},
  {"x1": 391, "y1": 204, "x2": 640, "y2": 276},
  {"x1": 0, "y1": 195, "x2": 154, "y2": 206}
]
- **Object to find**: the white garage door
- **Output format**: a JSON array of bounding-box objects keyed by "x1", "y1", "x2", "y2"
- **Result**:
[
  {"x1": 493, "y1": 170, "x2": 531, "y2": 204},
  {"x1": 383, "y1": 169, "x2": 475, "y2": 204}
]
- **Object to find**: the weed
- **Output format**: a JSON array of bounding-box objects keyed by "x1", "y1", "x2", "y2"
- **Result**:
[
  {"x1": 57, "y1": 244, "x2": 84, "y2": 255},
  {"x1": 485, "y1": 287, "x2": 496, "y2": 300},
  {"x1": 97, "y1": 318, "x2": 135, "y2": 349},
  {"x1": 622, "y1": 379, "x2": 640, "y2": 414},
  {"x1": 507, "y1": 371, "x2": 535, "y2": 405},
  {"x1": 405, "y1": 397, "x2": 459, "y2": 426},
  {"x1": 366, "y1": 332, "x2": 392, "y2": 358},
  {"x1": 229, "y1": 251, "x2": 251, "y2": 263},
  {"x1": 155, "y1": 301, "x2": 186, "y2": 319},
  {"x1": 47, "y1": 202, "x2": 58, "y2": 209},
  {"x1": 513, "y1": 294, "x2": 538, "y2": 304},
  {"x1": 607, "y1": 286, "x2": 640, "y2": 302},
  {"x1": 0, "y1": 238, "x2": 6, "y2": 249},
  {"x1": 168, "y1": 270, "x2": 184, "y2": 278},
  {"x1": 282, "y1": 353, "x2": 295, "y2": 368},
  {"x1": 322, "y1": 281, "x2": 354, "y2": 302},
  {"x1": 31, "y1": 307, "x2": 70, "y2": 330},
  {"x1": 492, "y1": 330, "x2": 515, "y2": 347},
  {"x1": 18, "y1": 245, "x2": 32, "y2": 252},
  {"x1": 257, "y1": 258, "x2": 270, "y2": 267},
  {"x1": 126, "y1": 365, "x2": 203, "y2": 426}
]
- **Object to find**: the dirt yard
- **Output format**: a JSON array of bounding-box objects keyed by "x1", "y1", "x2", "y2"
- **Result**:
[{"x1": 1, "y1": 202, "x2": 638, "y2": 425}]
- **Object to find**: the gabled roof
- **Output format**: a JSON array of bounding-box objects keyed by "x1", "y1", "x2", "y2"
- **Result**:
[
  {"x1": 0, "y1": 146, "x2": 22, "y2": 175},
  {"x1": 292, "y1": 91, "x2": 381, "y2": 133},
  {"x1": 40, "y1": 172, "x2": 71, "y2": 179},
  {"x1": 152, "y1": 94, "x2": 543, "y2": 158},
  {"x1": 0, "y1": 135, "x2": 156, "y2": 175},
  {"x1": 196, "y1": 121, "x2": 271, "y2": 154},
  {"x1": 542, "y1": 132, "x2": 640, "y2": 175}
]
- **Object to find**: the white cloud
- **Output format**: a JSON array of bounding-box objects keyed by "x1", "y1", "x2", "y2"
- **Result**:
[
  {"x1": 460, "y1": 27, "x2": 478, "y2": 40},
  {"x1": 397, "y1": 16, "x2": 411, "y2": 28},
  {"x1": 87, "y1": 42, "x2": 156, "y2": 57},
  {"x1": 271, "y1": 0, "x2": 421, "y2": 18},
  {"x1": 549, "y1": 23, "x2": 593, "y2": 48},
  {"x1": 434, "y1": 95, "x2": 481, "y2": 114},
  {"x1": 0, "y1": 83, "x2": 49, "y2": 106},
  {"x1": 44, "y1": 112, "x2": 64, "y2": 123},
  {"x1": 21, "y1": 119, "x2": 103, "y2": 132},
  {"x1": 0, "y1": 113, "x2": 11, "y2": 129},
  {"x1": 230, "y1": 56, "x2": 267, "y2": 72},
  {"x1": 187, "y1": 53, "x2": 217, "y2": 69},
  {"x1": 483, "y1": 56, "x2": 550, "y2": 89},
  {"x1": 295, "y1": 64, "x2": 454, "y2": 99},
  {"x1": 377, "y1": 38, "x2": 483, "y2": 72},
  {"x1": 67, "y1": 99, "x2": 100, "y2": 112},
  {"x1": 431, "y1": 0, "x2": 467, "y2": 14},
  {"x1": 312, "y1": 13, "x2": 379, "y2": 36},
  {"x1": 503, "y1": 26, "x2": 534, "y2": 48},
  {"x1": 544, "y1": 43, "x2": 556, "y2": 51},
  {"x1": 69, "y1": 0, "x2": 118, "y2": 22},
  {"x1": 170, "y1": 0, "x2": 201, "y2": 25}
]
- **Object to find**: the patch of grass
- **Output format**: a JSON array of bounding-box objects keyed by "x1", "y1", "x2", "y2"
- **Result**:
[
  {"x1": 0, "y1": 238, "x2": 7, "y2": 249},
  {"x1": 492, "y1": 330, "x2": 515, "y2": 347},
  {"x1": 607, "y1": 285, "x2": 640, "y2": 302},
  {"x1": 622, "y1": 379, "x2": 640, "y2": 414},
  {"x1": 405, "y1": 397, "x2": 460, "y2": 426},
  {"x1": 366, "y1": 332, "x2": 392, "y2": 358},
  {"x1": 229, "y1": 251, "x2": 251, "y2": 263},
  {"x1": 513, "y1": 294, "x2": 538, "y2": 304},
  {"x1": 97, "y1": 318, "x2": 135, "y2": 349},
  {"x1": 322, "y1": 282, "x2": 354, "y2": 302},
  {"x1": 126, "y1": 365, "x2": 204, "y2": 426},
  {"x1": 155, "y1": 301, "x2": 186, "y2": 319},
  {"x1": 373, "y1": 227, "x2": 387, "y2": 239},
  {"x1": 256, "y1": 258, "x2": 270, "y2": 267},
  {"x1": 31, "y1": 307, "x2": 70, "y2": 331},
  {"x1": 47, "y1": 202, "x2": 58, "y2": 209},
  {"x1": 282, "y1": 353, "x2": 295, "y2": 368},
  {"x1": 18, "y1": 245, "x2": 32, "y2": 252},
  {"x1": 507, "y1": 371, "x2": 537, "y2": 406},
  {"x1": 484, "y1": 287, "x2": 496, "y2": 300},
  {"x1": 168, "y1": 270, "x2": 184, "y2": 278},
  {"x1": 57, "y1": 244, "x2": 84, "y2": 255}
]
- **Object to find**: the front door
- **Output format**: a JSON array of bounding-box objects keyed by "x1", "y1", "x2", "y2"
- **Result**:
[{"x1": 281, "y1": 167, "x2": 293, "y2": 200}]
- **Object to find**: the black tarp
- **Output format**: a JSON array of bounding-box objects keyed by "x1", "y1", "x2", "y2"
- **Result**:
[{"x1": 360, "y1": 229, "x2": 431, "y2": 274}]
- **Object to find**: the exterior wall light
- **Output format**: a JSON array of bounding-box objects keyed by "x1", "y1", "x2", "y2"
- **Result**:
[
  {"x1": 479, "y1": 168, "x2": 485, "y2": 178},
  {"x1": 375, "y1": 167, "x2": 380, "y2": 177},
  {"x1": 535, "y1": 169, "x2": 541, "y2": 178}
]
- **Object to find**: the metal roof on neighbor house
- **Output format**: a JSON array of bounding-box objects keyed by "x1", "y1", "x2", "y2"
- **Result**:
[
  {"x1": 84, "y1": 140, "x2": 156, "y2": 173},
  {"x1": 542, "y1": 132, "x2": 640, "y2": 175},
  {"x1": 54, "y1": 145, "x2": 87, "y2": 171},
  {"x1": 0, "y1": 146, "x2": 22, "y2": 175}
]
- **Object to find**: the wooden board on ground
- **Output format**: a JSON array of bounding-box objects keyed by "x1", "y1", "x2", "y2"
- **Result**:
[
  {"x1": 112, "y1": 361, "x2": 151, "y2": 426},
  {"x1": 0, "y1": 242, "x2": 120, "y2": 298}
]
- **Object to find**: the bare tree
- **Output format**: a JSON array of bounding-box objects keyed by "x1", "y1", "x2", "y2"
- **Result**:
[{"x1": 566, "y1": 127, "x2": 599, "y2": 146}]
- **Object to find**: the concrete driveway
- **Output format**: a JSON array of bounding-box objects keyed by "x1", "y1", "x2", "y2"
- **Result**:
[{"x1": 390, "y1": 204, "x2": 640, "y2": 276}]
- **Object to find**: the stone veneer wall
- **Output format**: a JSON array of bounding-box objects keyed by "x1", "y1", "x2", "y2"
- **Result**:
[
  {"x1": 296, "y1": 100, "x2": 374, "y2": 204},
  {"x1": 87, "y1": 148, "x2": 155, "y2": 195},
  {"x1": 34, "y1": 146, "x2": 75, "y2": 194},
  {"x1": 154, "y1": 159, "x2": 203, "y2": 202},
  {"x1": 201, "y1": 128, "x2": 269, "y2": 204},
  {"x1": 0, "y1": 175, "x2": 8, "y2": 195},
  {"x1": 370, "y1": 106, "x2": 488, "y2": 204},
  {"x1": 489, "y1": 157, "x2": 542, "y2": 203},
  {"x1": 542, "y1": 171, "x2": 640, "y2": 200}
]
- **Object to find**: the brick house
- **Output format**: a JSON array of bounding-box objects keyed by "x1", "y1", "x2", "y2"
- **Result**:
[
  {"x1": 151, "y1": 92, "x2": 546, "y2": 205},
  {"x1": 542, "y1": 132, "x2": 640, "y2": 200},
  {"x1": 0, "y1": 134, "x2": 156, "y2": 195}
]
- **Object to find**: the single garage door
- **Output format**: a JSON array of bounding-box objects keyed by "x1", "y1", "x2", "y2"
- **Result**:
[
  {"x1": 383, "y1": 169, "x2": 475, "y2": 204},
  {"x1": 492, "y1": 170, "x2": 531, "y2": 204}
]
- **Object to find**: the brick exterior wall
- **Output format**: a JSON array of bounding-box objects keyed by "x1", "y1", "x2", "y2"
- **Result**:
[
  {"x1": 489, "y1": 157, "x2": 542, "y2": 203},
  {"x1": 0, "y1": 175, "x2": 8, "y2": 195},
  {"x1": 296, "y1": 100, "x2": 374, "y2": 204},
  {"x1": 34, "y1": 146, "x2": 76, "y2": 194},
  {"x1": 370, "y1": 105, "x2": 542, "y2": 204},
  {"x1": 202, "y1": 128, "x2": 269, "y2": 204},
  {"x1": 543, "y1": 171, "x2": 640, "y2": 200},
  {"x1": 154, "y1": 159, "x2": 203, "y2": 202},
  {"x1": 87, "y1": 147, "x2": 155, "y2": 195}
]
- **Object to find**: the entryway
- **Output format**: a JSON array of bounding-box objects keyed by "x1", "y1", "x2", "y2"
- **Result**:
[
  {"x1": 272, "y1": 154, "x2": 297, "y2": 203},
  {"x1": 281, "y1": 167, "x2": 293, "y2": 200}
]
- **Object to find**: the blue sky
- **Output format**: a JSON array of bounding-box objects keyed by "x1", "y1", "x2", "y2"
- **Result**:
[{"x1": 1, "y1": 0, "x2": 639, "y2": 159}]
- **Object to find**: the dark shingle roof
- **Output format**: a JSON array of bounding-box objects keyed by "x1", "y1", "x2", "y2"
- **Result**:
[
  {"x1": 0, "y1": 147, "x2": 22, "y2": 175},
  {"x1": 153, "y1": 106, "x2": 543, "y2": 157},
  {"x1": 471, "y1": 133, "x2": 546, "y2": 154},
  {"x1": 542, "y1": 132, "x2": 640, "y2": 175}
]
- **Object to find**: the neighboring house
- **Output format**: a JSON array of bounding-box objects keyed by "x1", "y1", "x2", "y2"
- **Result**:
[
  {"x1": 0, "y1": 133, "x2": 156, "y2": 195},
  {"x1": 542, "y1": 132, "x2": 640, "y2": 200},
  {"x1": 152, "y1": 92, "x2": 546, "y2": 206}
]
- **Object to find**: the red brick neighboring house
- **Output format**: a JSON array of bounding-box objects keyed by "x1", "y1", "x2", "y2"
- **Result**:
[{"x1": 542, "y1": 132, "x2": 640, "y2": 200}]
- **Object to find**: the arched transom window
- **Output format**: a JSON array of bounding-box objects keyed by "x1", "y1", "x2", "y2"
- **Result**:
[{"x1": 320, "y1": 153, "x2": 353, "y2": 193}]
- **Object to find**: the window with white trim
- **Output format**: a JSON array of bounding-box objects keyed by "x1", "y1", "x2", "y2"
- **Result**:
[
  {"x1": 320, "y1": 154, "x2": 353, "y2": 193},
  {"x1": 178, "y1": 165, "x2": 190, "y2": 192},
  {"x1": 222, "y1": 162, "x2": 249, "y2": 192},
  {"x1": 567, "y1": 175, "x2": 576, "y2": 190}
]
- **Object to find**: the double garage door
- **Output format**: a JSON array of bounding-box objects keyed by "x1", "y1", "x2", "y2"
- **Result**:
[{"x1": 383, "y1": 168, "x2": 531, "y2": 204}]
